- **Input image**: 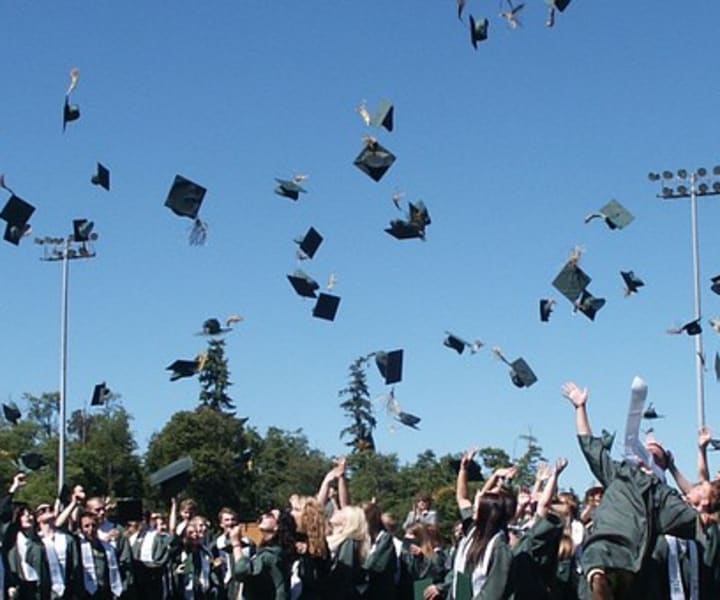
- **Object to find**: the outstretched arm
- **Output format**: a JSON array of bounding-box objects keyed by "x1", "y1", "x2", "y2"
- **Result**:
[
  {"x1": 562, "y1": 382, "x2": 591, "y2": 436},
  {"x1": 536, "y1": 458, "x2": 568, "y2": 518},
  {"x1": 456, "y1": 449, "x2": 477, "y2": 511},
  {"x1": 698, "y1": 427, "x2": 711, "y2": 483},
  {"x1": 666, "y1": 451, "x2": 693, "y2": 496}
]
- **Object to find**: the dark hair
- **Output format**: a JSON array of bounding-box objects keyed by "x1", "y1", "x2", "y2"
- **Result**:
[
  {"x1": 363, "y1": 502, "x2": 384, "y2": 541},
  {"x1": 465, "y1": 493, "x2": 511, "y2": 573},
  {"x1": 12, "y1": 502, "x2": 31, "y2": 524}
]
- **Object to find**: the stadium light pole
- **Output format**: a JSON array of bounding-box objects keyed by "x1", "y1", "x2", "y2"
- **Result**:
[
  {"x1": 35, "y1": 221, "x2": 98, "y2": 496},
  {"x1": 648, "y1": 167, "x2": 720, "y2": 430}
]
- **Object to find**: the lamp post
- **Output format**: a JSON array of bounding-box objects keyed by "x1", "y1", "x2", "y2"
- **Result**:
[
  {"x1": 648, "y1": 167, "x2": 720, "y2": 429},
  {"x1": 35, "y1": 220, "x2": 98, "y2": 496}
]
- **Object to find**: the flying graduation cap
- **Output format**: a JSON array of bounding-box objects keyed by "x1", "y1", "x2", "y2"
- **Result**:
[
  {"x1": 17, "y1": 452, "x2": 47, "y2": 473},
  {"x1": 91, "y1": 163, "x2": 110, "y2": 191},
  {"x1": 546, "y1": 0, "x2": 572, "y2": 28},
  {"x1": 395, "y1": 411, "x2": 421, "y2": 430},
  {"x1": 584, "y1": 199, "x2": 634, "y2": 230},
  {"x1": 500, "y1": 0, "x2": 525, "y2": 29},
  {"x1": 708, "y1": 439, "x2": 720, "y2": 452},
  {"x1": 450, "y1": 457, "x2": 484, "y2": 482},
  {"x1": 621, "y1": 271, "x2": 644, "y2": 296},
  {"x1": 375, "y1": 350, "x2": 404, "y2": 385},
  {"x1": 492, "y1": 347, "x2": 537, "y2": 388},
  {"x1": 539, "y1": 299, "x2": 556, "y2": 322},
  {"x1": 443, "y1": 332, "x2": 483, "y2": 355},
  {"x1": 200, "y1": 318, "x2": 231, "y2": 336},
  {"x1": 642, "y1": 403, "x2": 664, "y2": 420},
  {"x1": 313, "y1": 293, "x2": 341, "y2": 321},
  {"x1": 62, "y1": 68, "x2": 80, "y2": 132},
  {"x1": 667, "y1": 319, "x2": 702, "y2": 336},
  {"x1": 91, "y1": 382, "x2": 111, "y2": 407},
  {"x1": 469, "y1": 15, "x2": 489, "y2": 48},
  {"x1": 575, "y1": 290, "x2": 606, "y2": 321},
  {"x1": 287, "y1": 270, "x2": 320, "y2": 299},
  {"x1": 2, "y1": 402, "x2": 21, "y2": 425},
  {"x1": 552, "y1": 250, "x2": 591, "y2": 304},
  {"x1": 0, "y1": 193, "x2": 34, "y2": 245},
  {"x1": 354, "y1": 137, "x2": 396, "y2": 182},
  {"x1": 275, "y1": 176, "x2": 308, "y2": 201},
  {"x1": 711, "y1": 276, "x2": 720, "y2": 295},
  {"x1": 357, "y1": 99, "x2": 395, "y2": 132},
  {"x1": 295, "y1": 227, "x2": 323, "y2": 260},
  {"x1": 386, "y1": 201, "x2": 431, "y2": 241},
  {"x1": 166, "y1": 355, "x2": 207, "y2": 382},
  {"x1": 165, "y1": 175, "x2": 208, "y2": 245},
  {"x1": 149, "y1": 456, "x2": 194, "y2": 498},
  {"x1": 715, "y1": 352, "x2": 720, "y2": 382}
]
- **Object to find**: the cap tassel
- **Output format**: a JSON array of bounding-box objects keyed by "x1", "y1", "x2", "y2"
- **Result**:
[
  {"x1": 492, "y1": 346, "x2": 511, "y2": 367},
  {"x1": 66, "y1": 67, "x2": 80, "y2": 96},
  {"x1": 356, "y1": 101, "x2": 372, "y2": 127},
  {"x1": 189, "y1": 219, "x2": 208, "y2": 245},
  {"x1": 0, "y1": 174, "x2": 15, "y2": 196}
]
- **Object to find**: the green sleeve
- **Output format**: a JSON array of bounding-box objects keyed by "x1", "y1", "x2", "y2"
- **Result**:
[
  {"x1": 578, "y1": 434, "x2": 617, "y2": 486},
  {"x1": 364, "y1": 532, "x2": 395, "y2": 573},
  {"x1": 655, "y1": 484, "x2": 702, "y2": 540},
  {"x1": 473, "y1": 541, "x2": 512, "y2": 600}
]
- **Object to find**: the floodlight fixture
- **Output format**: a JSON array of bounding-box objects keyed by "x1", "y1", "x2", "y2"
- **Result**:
[
  {"x1": 678, "y1": 169, "x2": 688, "y2": 178},
  {"x1": 698, "y1": 167, "x2": 707, "y2": 177}
]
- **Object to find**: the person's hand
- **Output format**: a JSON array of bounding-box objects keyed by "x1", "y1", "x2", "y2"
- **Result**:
[
  {"x1": 562, "y1": 382, "x2": 588, "y2": 408},
  {"x1": 73, "y1": 485, "x2": 86, "y2": 504},
  {"x1": 460, "y1": 448, "x2": 479, "y2": 470},
  {"x1": 295, "y1": 541, "x2": 308, "y2": 555},
  {"x1": 332, "y1": 456, "x2": 346, "y2": 478},
  {"x1": 7, "y1": 586, "x2": 18, "y2": 599},
  {"x1": 516, "y1": 489, "x2": 531, "y2": 509},
  {"x1": 496, "y1": 466, "x2": 517, "y2": 480},
  {"x1": 699, "y1": 426, "x2": 712, "y2": 449},
  {"x1": 554, "y1": 457, "x2": 569, "y2": 475},
  {"x1": 229, "y1": 525, "x2": 242, "y2": 545},
  {"x1": 9, "y1": 473, "x2": 26, "y2": 494},
  {"x1": 409, "y1": 544, "x2": 422, "y2": 556},
  {"x1": 175, "y1": 563, "x2": 186, "y2": 575},
  {"x1": 535, "y1": 463, "x2": 551, "y2": 483},
  {"x1": 424, "y1": 584, "x2": 442, "y2": 600}
]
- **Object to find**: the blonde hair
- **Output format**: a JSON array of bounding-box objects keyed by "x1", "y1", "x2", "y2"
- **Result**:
[{"x1": 326, "y1": 506, "x2": 370, "y2": 561}]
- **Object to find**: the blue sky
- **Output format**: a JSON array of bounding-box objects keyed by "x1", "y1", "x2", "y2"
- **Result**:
[{"x1": 3, "y1": 1, "x2": 720, "y2": 493}]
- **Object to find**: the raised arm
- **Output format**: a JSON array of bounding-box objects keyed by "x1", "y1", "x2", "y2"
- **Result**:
[
  {"x1": 56, "y1": 484, "x2": 84, "y2": 530},
  {"x1": 536, "y1": 458, "x2": 568, "y2": 518},
  {"x1": 456, "y1": 449, "x2": 477, "y2": 511},
  {"x1": 336, "y1": 457, "x2": 350, "y2": 508},
  {"x1": 562, "y1": 382, "x2": 591, "y2": 436},
  {"x1": 316, "y1": 457, "x2": 346, "y2": 507},
  {"x1": 698, "y1": 427, "x2": 711, "y2": 483},
  {"x1": 479, "y1": 466, "x2": 517, "y2": 497},
  {"x1": 168, "y1": 496, "x2": 178, "y2": 534},
  {"x1": 666, "y1": 451, "x2": 693, "y2": 496}
]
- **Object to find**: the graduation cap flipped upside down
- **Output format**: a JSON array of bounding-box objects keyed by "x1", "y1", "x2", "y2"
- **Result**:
[
  {"x1": 375, "y1": 350, "x2": 404, "y2": 385},
  {"x1": 492, "y1": 347, "x2": 537, "y2": 388},
  {"x1": 164, "y1": 175, "x2": 208, "y2": 245},
  {"x1": 354, "y1": 137, "x2": 396, "y2": 182},
  {"x1": 386, "y1": 200, "x2": 431, "y2": 241},
  {"x1": 584, "y1": 199, "x2": 634, "y2": 230},
  {"x1": 443, "y1": 332, "x2": 483, "y2": 355}
]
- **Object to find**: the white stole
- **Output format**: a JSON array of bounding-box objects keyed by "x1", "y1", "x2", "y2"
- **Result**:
[
  {"x1": 290, "y1": 559, "x2": 302, "y2": 600},
  {"x1": 130, "y1": 530, "x2": 158, "y2": 564},
  {"x1": 181, "y1": 550, "x2": 210, "y2": 600},
  {"x1": 41, "y1": 534, "x2": 66, "y2": 596},
  {"x1": 16, "y1": 532, "x2": 39, "y2": 582},
  {"x1": 666, "y1": 535, "x2": 699, "y2": 600},
  {"x1": 452, "y1": 528, "x2": 504, "y2": 596},
  {"x1": 215, "y1": 534, "x2": 232, "y2": 584},
  {"x1": 80, "y1": 537, "x2": 123, "y2": 597}
]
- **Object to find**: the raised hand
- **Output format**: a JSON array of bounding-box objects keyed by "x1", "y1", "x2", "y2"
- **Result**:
[{"x1": 562, "y1": 382, "x2": 588, "y2": 408}]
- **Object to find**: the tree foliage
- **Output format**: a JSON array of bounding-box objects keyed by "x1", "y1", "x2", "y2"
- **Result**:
[
  {"x1": 338, "y1": 355, "x2": 376, "y2": 453},
  {"x1": 198, "y1": 337, "x2": 235, "y2": 412}
]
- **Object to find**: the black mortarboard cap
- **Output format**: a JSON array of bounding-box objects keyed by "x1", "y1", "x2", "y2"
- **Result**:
[
  {"x1": 371, "y1": 100, "x2": 394, "y2": 132},
  {"x1": 715, "y1": 352, "x2": 720, "y2": 382},
  {"x1": 552, "y1": 260, "x2": 591, "y2": 303},
  {"x1": 287, "y1": 270, "x2": 320, "y2": 299},
  {"x1": 708, "y1": 439, "x2": 720, "y2": 452},
  {"x1": 149, "y1": 456, "x2": 194, "y2": 498},
  {"x1": 450, "y1": 458, "x2": 484, "y2": 482},
  {"x1": 19, "y1": 452, "x2": 47, "y2": 472},
  {"x1": 375, "y1": 349, "x2": 404, "y2": 385},
  {"x1": 166, "y1": 359, "x2": 202, "y2": 382},
  {"x1": 576, "y1": 290, "x2": 606, "y2": 321},
  {"x1": 312, "y1": 293, "x2": 341, "y2": 321},
  {"x1": 91, "y1": 382, "x2": 110, "y2": 406},
  {"x1": 510, "y1": 358, "x2": 537, "y2": 388},
  {"x1": 586, "y1": 199, "x2": 634, "y2": 230},
  {"x1": 91, "y1": 163, "x2": 110, "y2": 191},
  {"x1": 711, "y1": 276, "x2": 720, "y2": 295},
  {"x1": 73, "y1": 219, "x2": 94, "y2": 243},
  {"x1": 201, "y1": 318, "x2": 230, "y2": 336},
  {"x1": 396, "y1": 412, "x2": 421, "y2": 429},
  {"x1": 63, "y1": 96, "x2": 80, "y2": 132},
  {"x1": 668, "y1": 319, "x2": 702, "y2": 336},
  {"x1": 1, "y1": 195, "x2": 34, "y2": 246},
  {"x1": 444, "y1": 333, "x2": 468, "y2": 354},
  {"x1": 114, "y1": 498, "x2": 143, "y2": 525},
  {"x1": 469, "y1": 15, "x2": 489, "y2": 48},
  {"x1": 642, "y1": 403, "x2": 664, "y2": 420},
  {"x1": 539, "y1": 299, "x2": 555, "y2": 322},
  {"x1": 553, "y1": 0, "x2": 571, "y2": 11},
  {"x1": 385, "y1": 219, "x2": 424, "y2": 240},
  {"x1": 275, "y1": 178, "x2": 307, "y2": 201},
  {"x1": 621, "y1": 271, "x2": 644, "y2": 295},
  {"x1": 165, "y1": 175, "x2": 206, "y2": 220},
  {"x1": 296, "y1": 227, "x2": 323, "y2": 260},
  {"x1": 2, "y1": 402, "x2": 21, "y2": 425},
  {"x1": 58, "y1": 483, "x2": 71, "y2": 506},
  {"x1": 354, "y1": 139, "x2": 396, "y2": 182}
]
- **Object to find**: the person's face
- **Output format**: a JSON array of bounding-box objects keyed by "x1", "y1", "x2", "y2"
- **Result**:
[
  {"x1": 19, "y1": 509, "x2": 34, "y2": 529},
  {"x1": 687, "y1": 481, "x2": 712, "y2": 513},
  {"x1": 196, "y1": 520, "x2": 208, "y2": 536},
  {"x1": 81, "y1": 516, "x2": 98, "y2": 540},
  {"x1": 416, "y1": 499, "x2": 429, "y2": 512},
  {"x1": 35, "y1": 505, "x2": 55, "y2": 526},
  {"x1": 86, "y1": 500, "x2": 107, "y2": 522},
  {"x1": 453, "y1": 522, "x2": 464, "y2": 540},
  {"x1": 185, "y1": 524, "x2": 201, "y2": 546},
  {"x1": 155, "y1": 517, "x2": 168, "y2": 533},
  {"x1": 588, "y1": 492, "x2": 603, "y2": 507},
  {"x1": 181, "y1": 507, "x2": 195, "y2": 521},
  {"x1": 220, "y1": 512, "x2": 237, "y2": 532}
]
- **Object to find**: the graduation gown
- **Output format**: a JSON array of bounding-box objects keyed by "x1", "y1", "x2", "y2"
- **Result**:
[
  {"x1": 363, "y1": 530, "x2": 397, "y2": 599},
  {"x1": 323, "y1": 539, "x2": 367, "y2": 600},
  {"x1": 72, "y1": 535, "x2": 129, "y2": 600},
  {"x1": 169, "y1": 544, "x2": 220, "y2": 600},
  {"x1": 5, "y1": 527, "x2": 51, "y2": 600},
  {"x1": 128, "y1": 529, "x2": 173, "y2": 600},
  {"x1": 295, "y1": 552, "x2": 330, "y2": 600},
  {"x1": 510, "y1": 515, "x2": 564, "y2": 600},
  {"x1": 232, "y1": 544, "x2": 288, "y2": 600}
]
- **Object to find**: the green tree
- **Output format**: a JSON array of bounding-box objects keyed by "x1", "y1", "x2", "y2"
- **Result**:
[
  {"x1": 477, "y1": 447, "x2": 512, "y2": 472},
  {"x1": 24, "y1": 392, "x2": 59, "y2": 442},
  {"x1": 514, "y1": 431, "x2": 546, "y2": 489},
  {"x1": 346, "y1": 451, "x2": 400, "y2": 505},
  {"x1": 338, "y1": 355, "x2": 376, "y2": 453},
  {"x1": 198, "y1": 337, "x2": 235, "y2": 412}
]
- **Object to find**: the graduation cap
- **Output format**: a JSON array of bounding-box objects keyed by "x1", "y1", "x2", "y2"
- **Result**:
[
  {"x1": 375, "y1": 350, "x2": 404, "y2": 385},
  {"x1": 493, "y1": 347, "x2": 537, "y2": 388},
  {"x1": 72, "y1": 219, "x2": 94, "y2": 243},
  {"x1": 200, "y1": 318, "x2": 231, "y2": 336},
  {"x1": 708, "y1": 439, "x2": 720, "y2": 452},
  {"x1": 642, "y1": 403, "x2": 664, "y2": 420},
  {"x1": 62, "y1": 68, "x2": 80, "y2": 132},
  {"x1": 395, "y1": 411, "x2": 421, "y2": 430},
  {"x1": 114, "y1": 498, "x2": 143, "y2": 525},
  {"x1": 667, "y1": 319, "x2": 702, "y2": 336},
  {"x1": 500, "y1": 0, "x2": 525, "y2": 29},
  {"x1": 450, "y1": 458, "x2": 484, "y2": 482},
  {"x1": 621, "y1": 271, "x2": 644, "y2": 295},
  {"x1": 546, "y1": 0, "x2": 572, "y2": 27},
  {"x1": 166, "y1": 356, "x2": 206, "y2": 382},
  {"x1": 457, "y1": 0, "x2": 466, "y2": 20},
  {"x1": 584, "y1": 199, "x2": 634, "y2": 230},
  {"x1": 386, "y1": 200, "x2": 431, "y2": 240},
  {"x1": 287, "y1": 270, "x2": 320, "y2": 299},
  {"x1": 2, "y1": 402, "x2": 21, "y2": 425},
  {"x1": 149, "y1": 456, "x2": 194, "y2": 498},
  {"x1": 312, "y1": 293, "x2": 341, "y2": 321},
  {"x1": 539, "y1": 299, "x2": 555, "y2": 322},
  {"x1": 371, "y1": 100, "x2": 394, "y2": 132},
  {"x1": 715, "y1": 352, "x2": 720, "y2": 382},
  {"x1": 552, "y1": 255, "x2": 591, "y2": 303},
  {"x1": 18, "y1": 452, "x2": 47, "y2": 472},
  {"x1": 469, "y1": 15, "x2": 489, "y2": 48},
  {"x1": 575, "y1": 290, "x2": 606, "y2": 321},
  {"x1": 91, "y1": 382, "x2": 111, "y2": 406},
  {"x1": 295, "y1": 227, "x2": 323, "y2": 260},
  {"x1": 91, "y1": 163, "x2": 110, "y2": 191},
  {"x1": 354, "y1": 137, "x2": 396, "y2": 182},
  {"x1": 443, "y1": 332, "x2": 483, "y2": 354},
  {"x1": 711, "y1": 276, "x2": 720, "y2": 295},
  {"x1": 0, "y1": 195, "x2": 35, "y2": 246},
  {"x1": 275, "y1": 177, "x2": 307, "y2": 201},
  {"x1": 164, "y1": 175, "x2": 208, "y2": 245}
]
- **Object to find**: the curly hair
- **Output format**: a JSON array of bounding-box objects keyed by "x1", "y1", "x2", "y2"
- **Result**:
[{"x1": 299, "y1": 498, "x2": 328, "y2": 559}]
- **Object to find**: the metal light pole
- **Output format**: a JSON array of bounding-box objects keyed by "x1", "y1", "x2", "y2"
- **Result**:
[
  {"x1": 35, "y1": 221, "x2": 98, "y2": 496},
  {"x1": 648, "y1": 167, "x2": 720, "y2": 430}
]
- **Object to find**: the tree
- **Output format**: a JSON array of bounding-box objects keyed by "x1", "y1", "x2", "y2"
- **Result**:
[
  {"x1": 338, "y1": 355, "x2": 376, "y2": 453},
  {"x1": 198, "y1": 337, "x2": 235, "y2": 412},
  {"x1": 513, "y1": 431, "x2": 546, "y2": 489},
  {"x1": 24, "y1": 392, "x2": 59, "y2": 442}
]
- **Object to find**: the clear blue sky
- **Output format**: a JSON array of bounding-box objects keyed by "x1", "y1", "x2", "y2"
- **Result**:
[{"x1": 3, "y1": 1, "x2": 720, "y2": 493}]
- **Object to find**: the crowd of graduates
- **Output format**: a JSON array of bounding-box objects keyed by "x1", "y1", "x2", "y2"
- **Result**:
[{"x1": 2, "y1": 380, "x2": 720, "y2": 599}]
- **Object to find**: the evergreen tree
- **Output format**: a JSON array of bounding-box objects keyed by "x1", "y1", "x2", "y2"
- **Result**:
[
  {"x1": 338, "y1": 354, "x2": 376, "y2": 453},
  {"x1": 198, "y1": 337, "x2": 236, "y2": 412}
]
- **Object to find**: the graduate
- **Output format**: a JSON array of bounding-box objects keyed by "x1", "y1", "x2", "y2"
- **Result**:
[
  {"x1": 323, "y1": 506, "x2": 370, "y2": 599},
  {"x1": 170, "y1": 516, "x2": 221, "y2": 599},
  {"x1": 402, "y1": 493, "x2": 438, "y2": 531},
  {"x1": 294, "y1": 498, "x2": 330, "y2": 600},
  {"x1": 36, "y1": 500, "x2": 79, "y2": 600},
  {"x1": 4, "y1": 502, "x2": 50, "y2": 599},
  {"x1": 210, "y1": 507, "x2": 239, "y2": 599},
  {"x1": 362, "y1": 501, "x2": 397, "y2": 598},
  {"x1": 127, "y1": 513, "x2": 173, "y2": 600}
]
